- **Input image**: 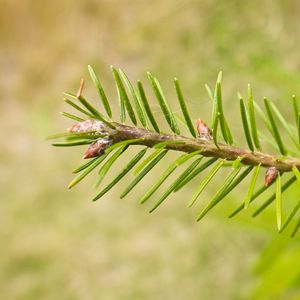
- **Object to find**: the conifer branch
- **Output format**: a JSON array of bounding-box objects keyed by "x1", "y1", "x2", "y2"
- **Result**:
[{"x1": 49, "y1": 65, "x2": 300, "y2": 236}]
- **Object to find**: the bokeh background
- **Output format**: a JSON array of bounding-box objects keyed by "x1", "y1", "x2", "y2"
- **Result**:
[{"x1": 2, "y1": 0, "x2": 300, "y2": 299}]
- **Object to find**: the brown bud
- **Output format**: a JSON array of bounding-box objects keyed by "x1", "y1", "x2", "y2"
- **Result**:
[
  {"x1": 67, "y1": 120, "x2": 108, "y2": 134},
  {"x1": 83, "y1": 138, "x2": 112, "y2": 159},
  {"x1": 265, "y1": 167, "x2": 279, "y2": 187},
  {"x1": 196, "y1": 119, "x2": 212, "y2": 141}
]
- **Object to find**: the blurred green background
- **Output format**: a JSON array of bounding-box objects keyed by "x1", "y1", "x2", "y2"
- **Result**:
[{"x1": 2, "y1": 0, "x2": 300, "y2": 299}]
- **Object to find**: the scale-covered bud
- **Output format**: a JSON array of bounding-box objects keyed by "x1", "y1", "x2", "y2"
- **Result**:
[
  {"x1": 67, "y1": 119, "x2": 109, "y2": 135},
  {"x1": 83, "y1": 138, "x2": 112, "y2": 159},
  {"x1": 196, "y1": 119, "x2": 212, "y2": 141},
  {"x1": 265, "y1": 167, "x2": 278, "y2": 187}
]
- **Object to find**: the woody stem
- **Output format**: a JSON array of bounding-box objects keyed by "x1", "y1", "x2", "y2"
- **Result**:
[{"x1": 94, "y1": 120, "x2": 300, "y2": 172}]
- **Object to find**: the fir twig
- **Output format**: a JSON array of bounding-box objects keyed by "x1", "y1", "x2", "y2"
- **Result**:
[{"x1": 50, "y1": 66, "x2": 300, "y2": 235}]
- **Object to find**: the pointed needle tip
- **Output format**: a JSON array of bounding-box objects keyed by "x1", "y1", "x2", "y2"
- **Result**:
[{"x1": 76, "y1": 78, "x2": 85, "y2": 98}]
